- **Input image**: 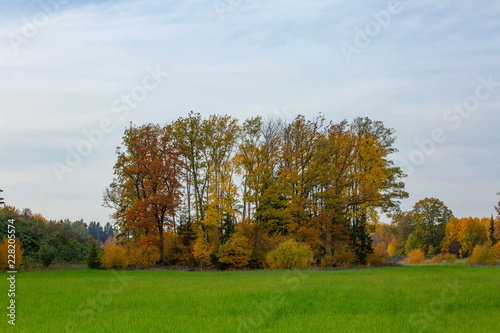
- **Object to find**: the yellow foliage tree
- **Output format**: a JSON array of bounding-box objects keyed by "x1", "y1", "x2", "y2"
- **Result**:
[
  {"x1": 467, "y1": 244, "x2": 497, "y2": 265},
  {"x1": 102, "y1": 245, "x2": 127, "y2": 269},
  {"x1": 217, "y1": 233, "x2": 252, "y2": 269},
  {"x1": 0, "y1": 238, "x2": 23, "y2": 270},
  {"x1": 387, "y1": 242, "x2": 398, "y2": 256},
  {"x1": 193, "y1": 236, "x2": 216, "y2": 269}
]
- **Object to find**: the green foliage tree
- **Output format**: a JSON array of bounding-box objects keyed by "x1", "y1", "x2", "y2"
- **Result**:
[
  {"x1": 389, "y1": 211, "x2": 414, "y2": 255},
  {"x1": 406, "y1": 198, "x2": 451, "y2": 254},
  {"x1": 0, "y1": 206, "x2": 94, "y2": 264},
  {"x1": 87, "y1": 240, "x2": 103, "y2": 269},
  {"x1": 39, "y1": 243, "x2": 57, "y2": 267}
]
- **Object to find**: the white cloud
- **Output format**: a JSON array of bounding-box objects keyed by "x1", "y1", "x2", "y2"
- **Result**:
[{"x1": 1, "y1": 0, "x2": 499, "y2": 223}]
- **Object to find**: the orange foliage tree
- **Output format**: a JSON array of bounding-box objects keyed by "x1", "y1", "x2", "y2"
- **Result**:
[
  {"x1": 442, "y1": 216, "x2": 489, "y2": 257},
  {"x1": 104, "y1": 123, "x2": 184, "y2": 265},
  {"x1": 0, "y1": 238, "x2": 23, "y2": 270}
]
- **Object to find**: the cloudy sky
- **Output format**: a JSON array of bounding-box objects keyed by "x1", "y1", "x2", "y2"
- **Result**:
[{"x1": 1, "y1": 0, "x2": 499, "y2": 224}]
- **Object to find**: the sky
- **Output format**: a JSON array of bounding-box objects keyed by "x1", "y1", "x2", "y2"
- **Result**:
[{"x1": 0, "y1": 0, "x2": 499, "y2": 224}]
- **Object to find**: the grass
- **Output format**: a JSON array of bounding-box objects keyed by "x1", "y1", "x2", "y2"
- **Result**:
[{"x1": 2, "y1": 265, "x2": 499, "y2": 332}]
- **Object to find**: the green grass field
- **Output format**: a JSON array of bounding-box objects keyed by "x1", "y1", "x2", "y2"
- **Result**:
[{"x1": 2, "y1": 265, "x2": 499, "y2": 332}]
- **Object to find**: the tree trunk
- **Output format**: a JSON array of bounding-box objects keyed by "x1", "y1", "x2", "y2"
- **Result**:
[{"x1": 158, "y1": 223, "x2": 165, "y2": 265}]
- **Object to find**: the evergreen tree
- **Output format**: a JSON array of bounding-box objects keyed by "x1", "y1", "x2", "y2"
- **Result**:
[
  {"x1": 350, "y1": 213, "x2": 373, "y2": 265},
  {"x1": 87, "y1": 240, "x2": 102, "y2": 269},
  {"x1": 489, "y1": 215, "x2": 496, "y2": 245}
]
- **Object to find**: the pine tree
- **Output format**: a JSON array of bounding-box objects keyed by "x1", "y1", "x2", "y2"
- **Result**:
[
  {"x1": 87, "y1": 240, "x2": 102, "y2": 269},
  {"x1": 350, "y1": 213, "x2": 373, "y2": 265},
  {"x1": 489, "y1": 215, "x2": 496, "y2": 245}
]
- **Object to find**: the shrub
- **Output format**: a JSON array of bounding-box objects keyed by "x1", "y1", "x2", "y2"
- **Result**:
[
  {"x1": 266, "y1": 239, "x2": 313, "y2": 269},
  {"x1": 404, "y1": 249, "x2": 425, "y2": 264},
  {"x1": 494, "y1": 242, "x2": 500, "y2": 259},
  {"x1": 102, "y1": 245, "x2": 127, "y2": 269},
  {"x1": 319, "y1": 253, "x2": 334, "y2": 267},
  {"x1": 368, "y1": 242, "x2": 389, "y2": 266},
  {"x1": 467, "y1": 244, "x2": 497, "y2": 265},
  {"x1": 387, "y1": 243, "x2": 398, "y2": 257},
  {"x1": 127, "y1": 241, "x2": 160, "y2": 268},
  {"x1": 217, "y1": 233, "x2": 252, "y2": 269},
  {"x1": 333, "y1": 244, "x2": 356, "y2": 267},
  {"x1": 443, "y1": 253, "x2": 456, "y2": 263},
  {"x1": 0, "y1": 238, "x2": 23, "y2": 270},
  {"x1": 39, "y1": 243, "x2": 57, "y2": 267},
  {"x1": 425, "y1": 253, "x2": 443, "y2": 264}
]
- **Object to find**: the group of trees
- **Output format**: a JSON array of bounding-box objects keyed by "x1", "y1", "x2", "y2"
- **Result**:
[
  {"x1": 104, "y1": 112, "x2": 409, "y2": 268},
  {"x1": 0, "y1": 205, "x2": 115, "y2": 267},
  {"x1": 373, "y1": 196, "x2": 500, "y2": 260},
  {"x1": 88, "y1": 221, "x2": 115, "y2": 243}
]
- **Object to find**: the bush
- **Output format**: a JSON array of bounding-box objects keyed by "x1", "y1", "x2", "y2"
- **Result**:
[
  {"x1": 467, "y1": 244, "x2": 497, "y2": 265},
  {"x1": 217, "y1": 233, "x2": 252, "y2": 269},
  {"x1": 333, "y1": 244, "x2": 356, "y2": 267},
  {"x1": 127, "y1": 241, "x2": 160, "y2": 268},
  {"x1": 368, "y1": 243, "x2": 389, "y2": 266},
  {"x1": 404, "y1": 249, "x2": 425, "y2": 264},
  {"x1": 387, "y1": 243, "x2": 398, "y2": 257},
  {"x1": 425, "y1": 253, "x2": 443, "y2": 264},
  {"x1": 319, "y1": 253, "x2": 334, "y2": 267},
  {"x1": 266, "y1": 239, "x2": 313, "y2": 269},
  {"x1": 494, "y1": 242, "x2": 500, "y2": 259},
  {"x1": 102, "y1": 245, "x2": 127, "y2": 269},
  {"x1": 39, "y1": 243, "x2": 57, "y2": 267},
  {"x1": 0, "y1": 238, "x2": 23, "y2": 270},
  {"x1": 443, "y1": 253, "x2": 456, "y2": 263}
]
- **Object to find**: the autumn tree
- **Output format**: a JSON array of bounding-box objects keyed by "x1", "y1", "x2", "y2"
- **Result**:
[
  {"x1": 237, "y1": 117, "x2": 289, "y2": 254},
  {"x1": 405, "y1": 198, "x2": 451, "y2": 254},
  {"x1": 441, "y1": 216, "x2": 462, "y2": 255},
  {"x1": 103, "y1": 113, "x2": 408, "y2": 268},
  {"x1": 167, "y1": 113, "x2": 241, "y2": 267},
  {"x1": 317, "y1": 118, "x2": 407, "y2": 264},
  {"x1": 442, "y1": 216, "x2": 489, "y2": 257},
  {"x1": 388, "y1": 211, "x2": 414, "y2": 255},
  {"x1": 103, "y1": 123, "x2": 184, "y2": 265}
]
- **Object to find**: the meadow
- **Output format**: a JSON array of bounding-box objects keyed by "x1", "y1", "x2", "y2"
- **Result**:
[{"x1": 2, "y1": 265, "x2": 499, "y2": 332}]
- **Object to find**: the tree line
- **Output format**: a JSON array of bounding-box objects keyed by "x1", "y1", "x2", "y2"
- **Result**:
[
  {"x1": 0, "y1": 205, "x2": 115, "y2": 268},
  {"x1": 374, "y1": 196, "x2": 500, "y2": 261},
  {"x1": 103, "y1": 112, "x2": 409, "y2": 268}
]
